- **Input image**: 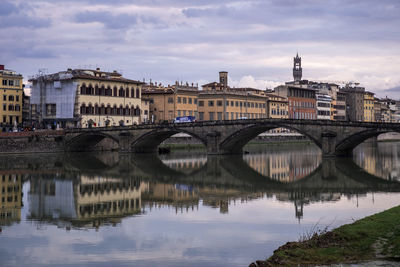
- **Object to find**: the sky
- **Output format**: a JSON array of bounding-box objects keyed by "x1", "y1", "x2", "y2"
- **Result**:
[{"x1": 1, "y1": 0, "x2": 400, "y2": 98}]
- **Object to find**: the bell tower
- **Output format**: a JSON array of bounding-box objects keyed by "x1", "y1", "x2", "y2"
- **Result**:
[{"x1": 293, "y1": 53, "x2": 302, "y2": 81}]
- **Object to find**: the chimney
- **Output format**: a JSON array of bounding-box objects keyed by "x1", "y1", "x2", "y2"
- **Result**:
[{"x1": 0, "y1": 65, "x2": 4, "y2": 70}]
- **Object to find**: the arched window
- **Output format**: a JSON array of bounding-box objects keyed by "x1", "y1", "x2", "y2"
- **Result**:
[
  {"x1": 125, "y1": 105, "x2": 130, "y2": 116},
  {"x1": 88, "y1": 84, "x2": 94, "y2": 95},
  {"x1": 100, "y1": 86, "x2": 105, "y2": 96},
  {"x1": 136, "y1": 88, "x2": 140, "y2": 98},
  {"x1": 87, "y1": 104, "x2": 94, "y2": 114},
  {"x1": 106, "y1": 86, "x2": 112, "y2": 96},
  {"x1": 106, "y1": 104, "x2": 111, "y2": 115},
  {"x1": 125, "y1": 88, "x2": 129, "y2": 98},
  {"x1": 95, "y1": 85, "x2": 99, "y2": 95},
  {"x1": 131, "y1": 105, "x2": 135, "y2": 116},
  {"x1": 113, "y1": 86, "x2": 117, "y2": 97},
  {"x1": 80, "y1": 104, "x2": 86, "y2": 114},
  {"x1": 131, "y1": 88, "x2": 135, "y2": 98},
  {"x1": 118, "y1": 105, "x2": 123, "y2": 115},
  {"x1": 80, "y1": 83, "x2": 86, "y2": 95},
  {"x1": 112, "y1": 105, "x2": 117, "y2": 115},
  {"x1": 135, "y1": 106, "x2": 140, "y2": 116},
  {"x1": 119, "y1": 87, "x2": 124, "y2": 97},
  {"x1": 100, "y1": 104, "x2": 105, "y2": 115},
  {"x1": 95, "y1": 104, "x2": 99, "y2": 115},
  {"x1": 8, "y1": 104, "x2": 14, "y2": 111}
]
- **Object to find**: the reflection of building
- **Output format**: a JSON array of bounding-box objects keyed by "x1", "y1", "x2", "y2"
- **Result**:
[
  {"x1": 142, "y1": 182, "x2": 199, "y2": 213},
  {"x1": 276, "y1": 192, "x2": 341, "y2": 220},
  {"x1": 30, "y1": 68, "x2": 143, "y2": 128},
  {"x1": 243, "y1": 148, "x2": 321, "y2": 182},
  {"x1": 0, "y1": 173, "x2": 22, "y2": 225},
  {"x1": 28, "y1": 176, "x2": 143, "y2": 228},
  {"x1": 0, "y1": 65, "x2": 23, "y2": 129}
]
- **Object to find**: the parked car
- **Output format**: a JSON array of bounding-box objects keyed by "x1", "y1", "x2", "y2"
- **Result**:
[{"x1": 173, "y1": 116, "x2": 196, "y2": 123}]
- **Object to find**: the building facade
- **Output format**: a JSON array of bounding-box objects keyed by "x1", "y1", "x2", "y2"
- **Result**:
[
  {"x1": 363, "y1": 91, "x2": 375, "y2": 122},
  {"x1": 340, "y1": 85, "x2": 365, "y2": 122},
  {"x1": 333, "y1": 91, "x2": 346, "y2": 121},
  {"x1": 274, "y1": 85, "x2": 316, "y2": 120},
  {"x1": 0, "y1": 65, "x2": 23, "y2": 131},
  {"x1": 316, "y1": 93, "x2": 332, "y2": 120},
  {"x1": 142, "y1": 82, "x2": 198, "y2": 123},
  {"x1": 30, "y1": 68, "x2": 143, "y2": 128}
]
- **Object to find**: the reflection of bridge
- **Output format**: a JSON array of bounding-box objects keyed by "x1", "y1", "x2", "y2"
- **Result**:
[
  {"x1": 3, "y1": 119, "x2": 400, "y2": 156},
  {"x1": 2, "y1": 151, "x2": 400, "y2": 226}
]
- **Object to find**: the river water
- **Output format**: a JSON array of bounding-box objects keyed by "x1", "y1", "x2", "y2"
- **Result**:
[{"x1": 1, "y1": 142, "x2": 400, "y2": 267}]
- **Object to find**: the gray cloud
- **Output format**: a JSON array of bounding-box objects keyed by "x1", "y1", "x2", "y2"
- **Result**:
[
  {"x1": 0, "y1": 1, "x2": 18, "y2": 16},
  {"x1": 75, "y1": 11, "x2": 138, "y2": 29}
]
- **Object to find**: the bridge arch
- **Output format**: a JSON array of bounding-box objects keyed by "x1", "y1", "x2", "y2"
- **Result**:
[
  {"x1": 131, "y1": 127, "x2": 207, "y2": 153},
  {"x1": 335, "y1": 129, "x2": 400, "y2": 156},
  {"x1": 219, "y1": 123, "x2": 322, "y2": 154},
  {"x1": 66, "y1": 132, "x2": 119, "y2": 152}
]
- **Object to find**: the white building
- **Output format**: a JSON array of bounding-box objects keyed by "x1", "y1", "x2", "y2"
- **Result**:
[
  {"x1": 316, "y1": 93, "x2": 332, "y2": 120},
  {"x1": 29, "y1": 68, "x2": 143, "y2": 128}
]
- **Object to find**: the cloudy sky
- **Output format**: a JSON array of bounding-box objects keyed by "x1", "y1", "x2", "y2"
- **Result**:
[{"x1": 1, "y1": 0, "x2": 400, "y2": 97}]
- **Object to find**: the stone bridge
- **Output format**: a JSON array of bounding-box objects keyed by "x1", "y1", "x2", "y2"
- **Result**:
[{"x1": 63, "y1": 119, "x2": 400, "y2": 157}]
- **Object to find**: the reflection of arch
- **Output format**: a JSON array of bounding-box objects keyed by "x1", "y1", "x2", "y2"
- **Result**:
[
  {"x1": 220, "y1": 124, "x2": 321, "y2": 154},
  {"x1": 66, "y1": 132, "x2": 119, "y2": 152},
  {"x1": 336, "y1": 129, "x2": 400, "y2": 156},
  {"x1": 131, "y1": 128, "x2": 207, "y2": 153}
]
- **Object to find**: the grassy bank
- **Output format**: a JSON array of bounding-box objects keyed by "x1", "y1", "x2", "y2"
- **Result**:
[{"x1": 251, "y1": 205, "x2": 400, "y2": 266}]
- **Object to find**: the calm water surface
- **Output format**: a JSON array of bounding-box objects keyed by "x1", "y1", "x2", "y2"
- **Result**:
[{"x1": 1, "y1": 142, "x2": 400, "y2": 267}]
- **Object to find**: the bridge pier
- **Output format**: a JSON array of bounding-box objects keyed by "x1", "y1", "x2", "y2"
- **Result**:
[
  {"x1": 206, "y1": 132, "x2": 222, "y2": 154},
  {"x1": 321, "y1": 132, "x2": 337, "y2": 157}
]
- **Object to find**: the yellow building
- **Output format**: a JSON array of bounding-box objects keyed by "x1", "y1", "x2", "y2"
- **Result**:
[
  {"x1": 30, "y1": 68, "x2": 143, "y2": 128},
  {"x1": 198, "y1": 72, "x2": 269, "y2": 121},
  {"x1": 363, "y1": 91, "x2": 374, "y2": 122},
  {"x1": 0, "y1": 65, "x2": 23, "y2": 129},
  {"x1": 266, "y1": 93, "x2": 288, "y2": 119},
  {"x1": 0, "y1": 173, "x2": 22, "y2": 225},
  {"x1": 142, "y1": 82, "x2": 198, "y2": 122},
  {"x1": 141, "y1": 97, "x2": 150, "y2": 123}
]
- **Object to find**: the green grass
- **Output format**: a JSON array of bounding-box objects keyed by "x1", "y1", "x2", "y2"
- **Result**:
[{"x1": 258, "y1": 205, "x2": 400, "y2": 266}]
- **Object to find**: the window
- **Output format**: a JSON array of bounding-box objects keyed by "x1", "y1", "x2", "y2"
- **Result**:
[
  {"x1": 198, "y1": 101, "x2": 204, "y2": 107},
  {"x1": 235, "y1": 101, "x2": 238, "y2": 107},
  {"x1": 209, "y1": 112, "x2": 215, "y2": 120},
  {"x1": 16, "y1": 96, "x2": 19, "y2": 102},
  {"x1": 15, "y1": 80, "x2": 20, "y2": 86},
  {"x1": 178, "y1": 97, "x2": 181, "y2": 103},
  {"x1": 8, "y1": 104, "x2": 14, "y2": 111},
  {"x1": 2, "y1": 116, "x2": 6, "y2": 123},
  {"x1": 183, "y1": 97, "x2": 187, "y2": 104},
  {"x1": 194, "y1": 98, "x2": 197, "y2": 104},
  {"x1": 208, "y1": 101, "x2": 214, "y2": 107},
  {"x1": 188, "y1": 98, "x2": 192, "y2": 104},
  {"x1": 226, "y1": 101, "x2": 229, "y2": 106},
  {"x1": 8, "y1": 95, "x2": 14, "y2": 101},
  {"x1": 217, "y1": 100, "x2": 222, "y2": 106},
  {"x1": 199, "y1": 112, "x2": 204, "y2": 121},
  {"x1": 168, "y1": 97, "x2": 174, "y2": 103},
  {"x1": 217, "y1": 112, "x2": 222, "y2": 120},
  {"x1": 231, "y1": 101, "x2": 234, "y2": 106},
  {"x1": 2, "y1": 80, "x2": 7, "y2": 86},
  {"x1": 3, "y1": 95, "x2": 6, "y2": 101},
  {"x1": 8, "y1": 80, "x2": 14, "y2": 86}
]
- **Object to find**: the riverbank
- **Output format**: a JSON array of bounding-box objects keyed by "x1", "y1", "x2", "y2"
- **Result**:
[{"x1": 250, "y1": 205, "x2": 400, "y2": 266}]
